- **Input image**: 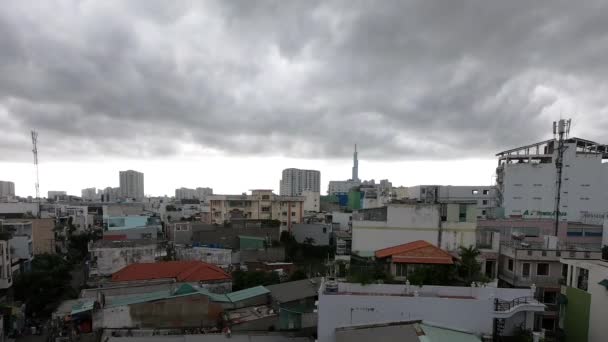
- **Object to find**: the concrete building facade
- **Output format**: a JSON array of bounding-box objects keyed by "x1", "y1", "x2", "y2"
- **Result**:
[
  {"x1": 352, "y1": 203, "x2": 478, "y2": 257},
  {"x1": 81, "y1": 187, "x2": 97, "y2": 201},
  {"x1": 175, "y1": 187, "x2": 213, "y2": 200},
  {"x1": 119, "y1": 170, "x2": 145, "y2": 201},
  {"x1": 406, "y1": 185, "x2": 497, "y2": 219},
  {"x1": 560, "y1": 258, "x2": 608, "y2": 342},
  {"x1": 496, "y1": 136, "x2": 608, "y2": 223},
  {"x1": 317, "y1": 280, "x2": 544, "y2": 342},
  {"x1": 280, "y1": 168, "x2": 321, "y2": 196},
  {"x1": 208, "y1": 190, "x2": 304, "y2": 231}
]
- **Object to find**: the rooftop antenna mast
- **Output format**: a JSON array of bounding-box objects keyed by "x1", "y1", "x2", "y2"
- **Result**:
[
  {"x1": 553, "y1": 119, "x2": 570, "y2": 236},
  {"x1": 31, "y1": 130, "x2": 41, "y2": 218}
]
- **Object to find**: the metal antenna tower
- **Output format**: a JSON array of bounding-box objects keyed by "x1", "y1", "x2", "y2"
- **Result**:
[
  {"x1": 31, "y1": 130, "x2": 41, "y2": 218},
  {"x1": 553, "y1": 119, "x2": 570, "y2": 236}
]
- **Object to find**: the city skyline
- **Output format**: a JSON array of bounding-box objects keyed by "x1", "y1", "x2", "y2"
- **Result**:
[{"x1": 1, "y1": 1, "x2": 607, "y2": 199}]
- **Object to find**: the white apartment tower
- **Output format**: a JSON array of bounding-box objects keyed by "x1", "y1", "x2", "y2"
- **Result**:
[
  {"x1": 119, "y1": 170, "x2": 144, "y2": 201},
  {"x1": 0, "y1": 181, "x2": 15, "y2": 198},
  {"x1": 81, "y1": 187, "x2": 97, "y2": 201},
  {"x1": 280, "y1": 168, "x2": 321, "y2": 196},
  {"x1": 496, "y1": 120, "x2": 608, "y2": 223}
]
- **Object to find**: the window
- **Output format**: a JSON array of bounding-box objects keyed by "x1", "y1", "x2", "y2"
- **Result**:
[
  {"x1": 584, "y1": 251, "x2": 591, "y2": 258},
  {"x1": 556, "y1": 250, "x2": 561, "y2": 257},
  {"x1": 291, "y1": 212, "x2": 295, "y2": 217},
  {"x1": 459, "y1": 204, "x2": 467, "y2": 222},
  {"x1": 440, "y1": 204, "x2": 448, "y2": 221},
  {"x1": 527, "y1": 250, "x2": 533, "y2": 256},
  {"x1": 396, "y1": 263, "x2": 407, "y2": 277},
  {"x1": 482, "y1": 210, "x2": 487, "y2": 216},
  {"x1": 569, "y1": 251, "x2": 576, "y2": 258},
  {"x1": 261, "y1": 206, "x2": 271, "y2": 212},
  {"x1": 483, "y1": 189, "x2": 489, "y2": 195},
  {"x1": 508, "y1": 259, "x2": 513, "y2": 271},
  {"x1": 541, "y1": 251, "x2": 547, "y2": 256},
  {"x1": 562, "y1": 264, "x2": 568, "y2": 278},
  {"x1": 261, "y1": 195, "x2": 270, "y2": 200},
  {"x1": 472, "y1": 190, "x2": 479, "y2": 195},
  {"x1": 522, "y1": 263, "x2": 530, "y2": 278},
  {"x1": 282, "y1": 211, "x2": 287, "y2": 216},
  {"x1": 533, "y1": 183, "x2": 543, "y2": 187},
  {"x1": 537, "y1": 263, "x2": 549, "y2": 276},
  {"x1": 322, "y1": 227, "x2": 327, "y2": 234},
  {"x1": 532, "y1": 197, "x2": 542, "y2": 200},
  {"x1": 482, "y1": 200, "x2": 488, "y2": 205},
  {"x1": 282, "y1": 221, "x2": 287, "y2": 226}
]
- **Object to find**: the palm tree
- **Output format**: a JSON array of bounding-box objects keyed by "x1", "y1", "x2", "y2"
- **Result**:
[{"x1": 458, "y1": 246, "x2": 482, "y2": 284}]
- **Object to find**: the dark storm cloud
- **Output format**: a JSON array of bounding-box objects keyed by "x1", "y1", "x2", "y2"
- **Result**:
[{"x1": 1, "y1": 0, "x2": 607, "y2": 162}]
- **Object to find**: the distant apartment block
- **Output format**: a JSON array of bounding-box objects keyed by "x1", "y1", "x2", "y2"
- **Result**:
[
  {"x1": 0, "y1": 181, "x2": 15, "y2": 198},
  {"x1": 81, "y1": 187, "x2": 97, "y2": 201},
  {"x1": 175, "y1": 187, "x2": 213, "y2": 200},
  {"x1": 119, "y1": 170, "x2": 144, "y2": 201},
  {"x1": 280, "y1": 168, "x2": 320, "y2": 196},
  {"x1": 208, "y1": 190, "x2": 304, "y2": 231},
  {"x1": 47, "y1": 190, "x2": 67, "y2": 200}
]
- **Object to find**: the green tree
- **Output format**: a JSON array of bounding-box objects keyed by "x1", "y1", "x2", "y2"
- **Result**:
[
  {"x1": 232, "y1": 270, "x2": 281, "y2": 291},
  {"x1": 13, "y1": 254, "x2": 75, "y2": 316},
  {"x1": 457, "y1": 246, "x2": 483, "y2": 284}
]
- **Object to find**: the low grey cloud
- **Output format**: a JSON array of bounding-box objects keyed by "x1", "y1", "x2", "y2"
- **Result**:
[{"x1": 1, "y1": 0, "x2": 607, "y2": 162}]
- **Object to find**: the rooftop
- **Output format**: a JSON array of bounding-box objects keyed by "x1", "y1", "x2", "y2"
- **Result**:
[
  {"x1": 375, "y1": 240, "x2": 455, "y2": 265},
  {"x1": 335, "y1": 320, "x2": 482, "y2": 342},
  {"x1": 91, "y1": 239, "x2": 158, "y2": 248},
  {"x1": 112, "y1": 261, "x2": 231, "y2": 283},
  {"x1": 266, "y1": 278, "x2": 321, "y2": 303},
  {"x1": 225, "y1": 305, "x2": 277, "y2": 324}
]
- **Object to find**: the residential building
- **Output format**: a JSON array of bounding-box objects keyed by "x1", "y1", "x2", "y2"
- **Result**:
[
  {"x1": 351, "y1": 202, "x2": 478, "y2": 257},
  {"x1": 328, "y1": 180, "x2": 361, "y2": 195},
  {"x1": 105, "y1": 215, "x2": 161, "y2": 232},
  {"x1": 497, "y1": 240, "x2": 601, "y2": 334},
  {"x1": 175, "y1": 246, "x2": 232, "y2": 267},
  {"x1": 175, "y1": 187, "x2": 213, "y2": 201},
  {"x1": 0, "y1": 238, "x2": 13, "y2": 290},
  {"x1": 31, "y1": 218, "x2": 55, "y2": 255},
  {"x1": 329, "y1": 211, "x2": 352, "y2": 231},
  {"x1": 103, "y1": 226, "x2": 158, "y2": 241},
  {"x1": 334, "y1": 320, "x2": 483, "y2": 342},
  {"x1": 1, "y1": 220, "x2": 34, "y2": 274},
  {"x1": 0, "y1": 181, "x2": 15, "y2": 199},
  {"x1": 81, "y1": 187, "x2": 97, "y2": 201},
  {"x1": 317, "y1": 279, "x2": 544, "y2": 342},
  {"x1": 406, "y1": 185, "x2": 497, "y2": 219},
  {"x1": 279, "y1": 168, "x2": 321, "y2": 196},
  {"x1": 111, "y1": 260, "x2": 232, "y2": 293},
  {"x1": 267, "y1": 278, "x2": 320, "y2": 331},
  {"x1": 0, "y1": 202, "x2": 39, "y2": 218},
  {"x1": 119, "y1": 170, "x2": 145, "y2": 201},
  {"x1": 302, "y1": 190, "x2": 320, "y2": 212},
  {"x1": 88, "y1": 239, "x2": 160, "y2": 276},
  {"x1": 47, "y1": 190, "x2": 67, "y2": 200},
  {"x1": 208, "y1": 190, "x2": 305, "y2": 231},
  {"x1": 100, "y1": 187, "x2": 120, "y2": 202},
  {"x1": 495, "y1": 124, "x2": 608, "y2": 223},
  {"x1": 292, "y1": 223, "x2": 332, "y2": 246},
  {"x1": 560, "y1": 258, "x2": 608, "y2": 342},
  {"x1": 374, "y1": 240, "x2": 456, "y2": 280}
]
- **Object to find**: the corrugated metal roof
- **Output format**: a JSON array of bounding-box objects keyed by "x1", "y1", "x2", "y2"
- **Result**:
[
  {"x1": 71, "y1": 299, "x2": 96, "y2": 315},
  {"x1": 226, "y1": 285, "x2": 270, "y2": 302},
  {"x1": 266, "y1": 278, "x2": 320, "y2": 303},
  {"x1": 111, "y1": 261, "x2": 230, "y2": 282}
]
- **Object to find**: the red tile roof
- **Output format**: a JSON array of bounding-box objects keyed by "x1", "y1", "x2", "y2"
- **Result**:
[
  {"x1": 374, "y1": 240, "x2": 454, "y2": 265},
  {"x1": 111, "y1": 261, "x2": 231, "y2": 282}
]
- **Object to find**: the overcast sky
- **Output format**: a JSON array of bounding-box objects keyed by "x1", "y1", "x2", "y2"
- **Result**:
[{"x1": 1, "y1": 1, "x2": 607, "y2": 197}]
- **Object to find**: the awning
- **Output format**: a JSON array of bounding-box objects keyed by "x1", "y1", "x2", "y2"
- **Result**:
[{"x1": 71, "y1": 299, "x2": 96, "y2": 315}]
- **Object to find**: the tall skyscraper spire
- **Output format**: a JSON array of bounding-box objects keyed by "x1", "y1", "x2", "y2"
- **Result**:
[{"x1": 352, "y1": 144, "x2": 359, "y2": 181}]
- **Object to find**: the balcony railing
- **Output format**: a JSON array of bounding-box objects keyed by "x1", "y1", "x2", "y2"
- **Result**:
[{"x1": 494, "y1": 296, "x2": 537, "y2": 312}]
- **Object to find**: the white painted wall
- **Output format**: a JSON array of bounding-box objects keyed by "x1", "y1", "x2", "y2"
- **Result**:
[
  {"x1": 331, "y1": 212, "x2": 352, "y2": 231},
  {"x1": 502, "y1": 142, "x2": 608, "y2": 222},
  {"x1": 90, "y1": 245, "x2": 157, "y2": 275},
  {"x1": 302, "y1": 190, "x2": 320, "y2": 212},
  {"x1": 318, "y1": 283, "x2": 537, "y2": 342}
]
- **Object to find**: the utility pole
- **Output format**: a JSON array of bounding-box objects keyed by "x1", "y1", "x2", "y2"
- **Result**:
[
  {"x1": 31, "y1": 130, "x2": 41, "y2": 218},
  {"x1": 553, "y1": 119, "x2": 570, "y2": 236}
]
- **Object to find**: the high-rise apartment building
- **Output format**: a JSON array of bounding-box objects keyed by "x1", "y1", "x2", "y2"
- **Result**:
[
  {"x1": 280, "y1": 168, "x2": 321, "y2": 196},
  {"x1": 119, "y1": 170, "x2": 144, "y2": 201},
  {"x1": 47, "y1": 191, "x2": 67, "y2": 199},
  {"x1": 0, "y1": 181, "x2": 15, "y2": 198}
]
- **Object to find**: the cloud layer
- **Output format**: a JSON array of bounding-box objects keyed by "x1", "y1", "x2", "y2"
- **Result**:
[{"x1": 1, "y1": 0, "x2": 608, "y2": 162}]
